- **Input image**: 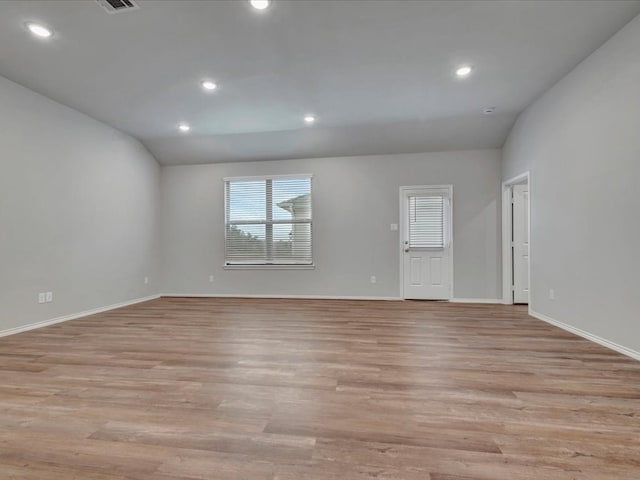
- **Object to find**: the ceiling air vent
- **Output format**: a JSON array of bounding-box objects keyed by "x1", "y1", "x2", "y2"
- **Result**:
[{"x1": 95, "y1": 0, "x2": 140, "y2": 14}]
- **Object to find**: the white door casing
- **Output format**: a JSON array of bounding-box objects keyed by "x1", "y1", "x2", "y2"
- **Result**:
[
  {"x1": 400, "y1": 186, "x2": 452, "y2": 300},
  {"x1": 501, "y1": 171, "x2": 530, "y2": 306},
  {"x1": 512, "y1": 184, "x2": 529, "y2": 304}
]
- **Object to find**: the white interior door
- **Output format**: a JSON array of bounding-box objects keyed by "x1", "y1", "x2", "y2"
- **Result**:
[
  {"x1": 512, "y1": 184, "x2": 529, "y2": 304},
  {"x1": 401, "y1": 186, "x2": 452, "y2": 300}
]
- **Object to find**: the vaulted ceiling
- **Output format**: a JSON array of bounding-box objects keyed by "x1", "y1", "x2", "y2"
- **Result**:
[{"x1": 1, "y1": 0, "x2": 639, "y2": 164}]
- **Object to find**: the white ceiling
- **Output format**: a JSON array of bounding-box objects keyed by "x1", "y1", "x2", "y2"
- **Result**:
[{"x1": 1, "y1": 0, "x2": 639, "y2": 165}]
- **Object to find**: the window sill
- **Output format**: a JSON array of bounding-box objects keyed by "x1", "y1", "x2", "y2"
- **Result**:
[{"x1": 224, "y1": 264, "x2": 316, "y2": 270}]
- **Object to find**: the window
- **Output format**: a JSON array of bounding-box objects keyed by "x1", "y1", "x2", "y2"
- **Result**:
[
  {"x1": 408, "y1": 194, "x2": 449, "y2": 249},
  {"x1": 224, "y1": 175, "x2": 312, "y2": 266}
]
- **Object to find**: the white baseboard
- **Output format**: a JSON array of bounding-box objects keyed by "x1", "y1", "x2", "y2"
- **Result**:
[
  {"x1": 450, "y1": 298, "x2": 502, "y2": 304},
  {"x1": 530, "y1": 309, "x2": 640, "y2": 362},
  {"x1": 162, "y1": 294, "x2": 502, "y2": 303},
  {"x1": 161, "y1": 293, "x2": 402, "y2": 301},
  {"x1": 0, "y1": 294, "x2": 161, "y2": 338}
]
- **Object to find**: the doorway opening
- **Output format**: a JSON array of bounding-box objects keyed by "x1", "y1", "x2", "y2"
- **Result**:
[{"x1": 502, "y1": 172, "x2": 530, "y2": 305}]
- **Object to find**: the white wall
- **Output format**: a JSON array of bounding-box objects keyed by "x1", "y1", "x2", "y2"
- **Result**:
[
  {"x1": 160, "y1": 150, "x2": 501, "y2": 300},
  {"x1": 0, "y1": 76, "x2": 160, "y2": 333},
  {"x1": 502, "y1": 15, "x2": 640, "y2": 353}
]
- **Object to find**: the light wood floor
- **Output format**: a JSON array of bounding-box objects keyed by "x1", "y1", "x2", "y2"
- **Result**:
[{"x1": 1, "y1": 298, "x2": 639, "y2": 479}]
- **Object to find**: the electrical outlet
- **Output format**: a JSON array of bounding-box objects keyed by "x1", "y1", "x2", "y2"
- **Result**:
[
  {"x1": 144, "y1": 276, "x2": 149, "y2": 284},
  {"x1": 549, "y1": 289, "x2": 555, "y2": 300},
  {"x1": 38, "y1": 293, "x2": 46, "y2": 304},
  {"x1": 370, "y1": 276, "x2": 377, "y2": 284},
  {"x1": 390, "y1": 223, "x2": 398, "y2": 231},
  {"x1": 209, "y1": 275, "x2": 214, "y2": 283},
  {"x1": 46, "y1": 292, "x2": 53, "y2": 302}
]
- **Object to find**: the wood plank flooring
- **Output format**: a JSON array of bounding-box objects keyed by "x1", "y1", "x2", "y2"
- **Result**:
[{"x1": 1, "y1": 298, "x2": 639, "y2": 479}]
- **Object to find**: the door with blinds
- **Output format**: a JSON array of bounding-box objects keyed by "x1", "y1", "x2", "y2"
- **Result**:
[{"x1": 400, "y1": 186, "x2": 452, "y2": 300}]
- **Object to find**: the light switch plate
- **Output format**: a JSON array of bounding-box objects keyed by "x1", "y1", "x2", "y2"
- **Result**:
[{"x1": 390, "y1": 223, "x2": 398, "y2": 231}]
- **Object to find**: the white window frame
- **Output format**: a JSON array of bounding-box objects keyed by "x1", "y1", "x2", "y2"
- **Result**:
[
  {"x1": 223, "y1": 174, "x2": 314, "y2": 270},
  {"x1": 407, "y1": 194, "x2": 450, "y2": 250}
]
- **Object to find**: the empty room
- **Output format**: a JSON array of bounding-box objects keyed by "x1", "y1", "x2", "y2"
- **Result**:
[{"x1": 1, "y1": 0, "x2": 639, "y2": 478}]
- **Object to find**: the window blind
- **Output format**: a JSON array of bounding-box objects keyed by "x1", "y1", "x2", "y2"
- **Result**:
[
  {"x1": 408, "y1": 195, "x2": 446, "y2": 249},
  {"x1": 225, "y1": 176, "x2": 312, "y2": 265}
]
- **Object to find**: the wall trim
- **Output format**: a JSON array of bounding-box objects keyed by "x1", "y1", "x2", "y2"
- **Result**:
[
  {"x1": 530, "y1": 309, "x2": 640, "y2": 362},
  {"x1": 162, "y1": 294, "x2": 501, "y2": 303},
  {"x1": 161, "y1": 293, "x2": 402, "y2": 301},
  {"x1": 0, "y1": 294, "x2": 161, "y2": 338},
  {"x1": 450, "y1": 298, "x2": 502, "y2": 304}
]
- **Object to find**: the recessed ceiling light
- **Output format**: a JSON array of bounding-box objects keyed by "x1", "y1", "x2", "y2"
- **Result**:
[
  {"x1": 304, "y1": 115, "x2": 316, "y2": 124},
  {"x1": 178, "y1": 123, "x2": 191, "y2": 132},
  {"x1": 455, "y1": 65, "x2": 473, "y2": 78},
  {"x1": 483, "y1": 107, "x2": 496, "y2": 115},
  {"x1": 250, "y1": 0, "x2": 270, "y2": 10},
  {"x1": 201, "y1": 80, "x2": 217, "y2": 91},
  {"x1": 26, "y1": 22, "x2": 53, "y2": 39}
]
